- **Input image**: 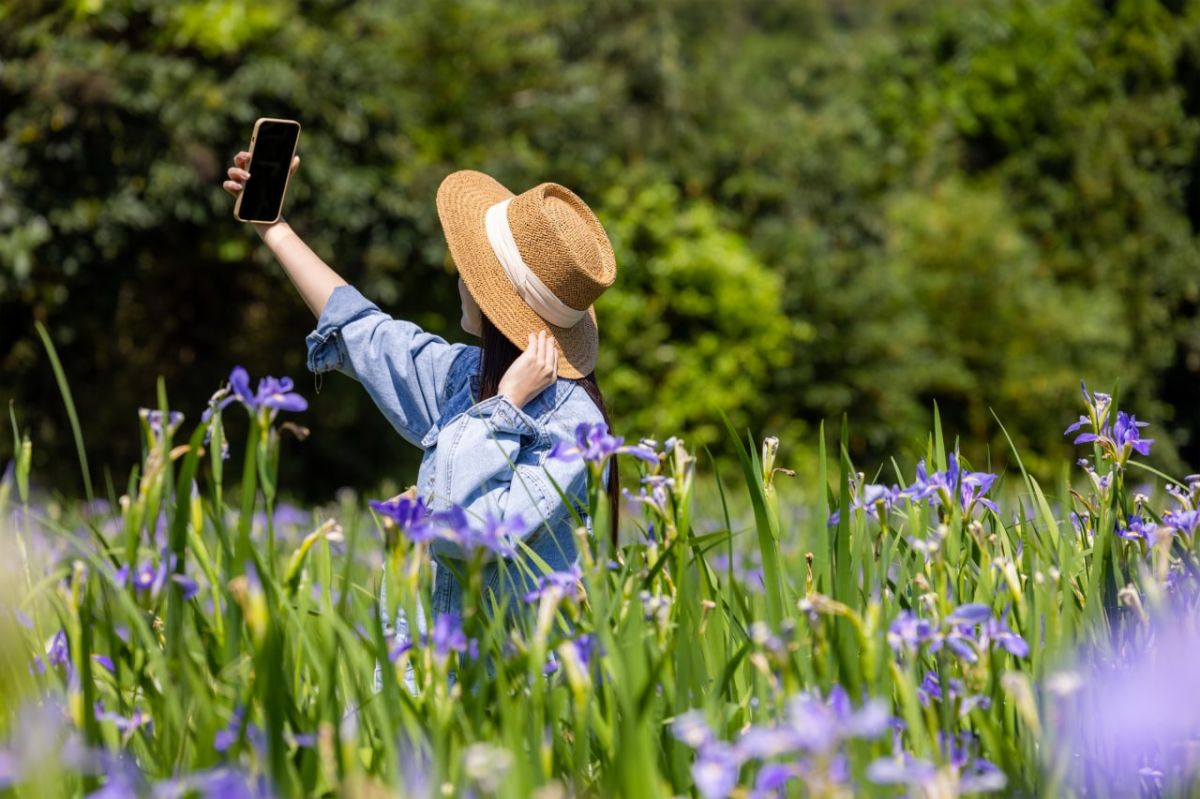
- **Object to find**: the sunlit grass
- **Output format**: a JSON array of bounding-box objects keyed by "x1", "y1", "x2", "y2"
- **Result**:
[{"x1": 2, "y1": 330, "x2": 1198, "y2": 798}]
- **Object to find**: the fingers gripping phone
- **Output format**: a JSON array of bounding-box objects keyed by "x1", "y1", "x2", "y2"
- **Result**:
[{"x1": 234, "y1": 117, "x2": 301, "y2": 223}]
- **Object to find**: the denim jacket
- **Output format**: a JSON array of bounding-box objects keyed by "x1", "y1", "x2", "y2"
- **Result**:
[{"x1": 304, "y1": 284, "x2": 606, "y2": 690}]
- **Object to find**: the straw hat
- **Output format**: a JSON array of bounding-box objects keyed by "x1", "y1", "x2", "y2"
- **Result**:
[{"x1": 436, "y1": 170, "x2": 617, "y2": 379}]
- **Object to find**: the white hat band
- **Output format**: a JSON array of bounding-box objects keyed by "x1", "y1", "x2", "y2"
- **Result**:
[{"x1": 484, "y1": 198, "x2": 587, "y2": 329}]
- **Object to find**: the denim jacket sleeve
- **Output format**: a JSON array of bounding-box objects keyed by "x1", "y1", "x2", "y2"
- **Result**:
[
  {"x1": 427, "y1": 389, "x2": 599, "y2": 563},
  {"x1": 305, "y1": 284, "x2": 470, "y2": 447}
]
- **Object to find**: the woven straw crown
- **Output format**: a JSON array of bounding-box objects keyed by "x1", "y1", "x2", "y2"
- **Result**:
[{"x1": 436, "y1": 170, "x2": 617, "y2": 379}]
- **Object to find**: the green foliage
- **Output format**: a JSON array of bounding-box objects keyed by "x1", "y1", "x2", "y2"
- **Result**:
[
  {"x1": 4, "y1": 340, "x2": 1200, "y2": 796},
  {"x1": 597, "y1": 180, "x2": 800, "y2": 451},
  {"x1": 1, "y1": 0, "x2": 1199, "y2": 496},
  {"x1": 878, "y1": 178, "x2": 1128, "y2": 471}
]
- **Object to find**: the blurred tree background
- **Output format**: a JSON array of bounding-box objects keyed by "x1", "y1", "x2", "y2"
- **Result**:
[{"x1": 2, "y1": 0, "x2": 1199, "y2": 500}]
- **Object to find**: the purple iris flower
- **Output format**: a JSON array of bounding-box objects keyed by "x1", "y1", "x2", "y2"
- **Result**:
[
  {"x1": 214, "y1": 707, "x2": 266, "y2": 755},
  {"x1": 900, "y1": 451, "x2": 999, "y2": 517},
  {"x1": 980, "y1": 614, "x2": 1029, "y2": 657},
  {"x1": 255, "y1": 375, "x2": 307, "y2": 412},
  {"x1": 751, "y1": 763, "x2": 795, "y2": 798},
  {"x1": 675, "y1": 687, "x2": 889, "y2": 796},
  {"x1": 1066, "y1": 384, "x2": 1154, "y2": 464},
  {"x1": 572, "y1": 633, "x2": 598, "y2": 668},
  {"x1": 132, "y1": 562, "x2": 158, "y2": 592},
  {"x1": 886, "y1": 611, "x2": 935, "y2": 652},
  {"x1": 388, "y1": 639, "x2": 414, "y2": 663},
  {"x1": 523, "y1": 564, "x2": 584, "y2": 602},
  {"x1": 918, "y1": 671, "x2": 944, "y2": 705},
  {"x1": 944, "y1": 632, "x2": 979, "y2": 663},
  {"x1": 691, "y1": 741, "x2": 742, "y2": 799},
  {"x1": 94, "y1": 700, "x2": 152, "y2": 734},
  {"x1": 92, "y1": 654, "x2": 115, "y2": 672},
  {"x1": 469, "y1": 511, "x2": 526, "y2": 558},
  {"x1": 866, "y1": 754, "x2": 938, "y2": 786},
  {"x1": 1118, "y1": 515, "x2": 1158, "y2": 543},
  {"x1": 549, "y1": 422, "x2": 659, "y2": 465},
  {"x1": 1057, "y1": 618, "x2": 1200, "y2": 790},
  {"x1": 141, "y1": 409, "x2": 184, "y2": 437},
  {"x1": 671, "y1": 710, "x2": 715, "y2": 748},
  {"x1": 34, "y1": 629, "x2": 70, "y2": 673},
  {"x1": 1164, "y1": 509, "x2": 1200, "y2": 538},
  {"x1": 1111, "y1": 412, "x2": 1154, "y2": 456},
  {"x1": 431, "y1": 505, "x2": 472, "y2": 540},
  {"x1": 368, "y1": 496, "x2": 437, "y2": 542},
  {"x1": 430, "y1": 613, "x2": 468, "y2": 660},
  {"x1": 171, "y1": 573, "x2": 200, "y2": 601},
  {"x1": 947, "y1": 603, "x2": 993, "y2": 625},
  {"x1": 428, "y1": 505, "x2": 529, "y2": 559},
  {"x1": 959, "y1": 759, "x2": 1008, "y2": 792},
  {"x1": 828, "y1": 482, "x2": 902, "y2": 526},
  {"x1": 202, "y1": 365, "x2": 308, "y2": 421},
  {"x1": 917, "y1": 671, "x2": 990, "y2": 716},
  {"x1": 48, "y1": 629, "x2": 69, "y2": 667},
  {"x1": 154, "y1": 767, "x2": 267, "y2": 799}
]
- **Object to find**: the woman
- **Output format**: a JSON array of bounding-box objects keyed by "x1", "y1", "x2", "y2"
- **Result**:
[{"x1": 223, "y1": 153, "x2": 621, "y2": 691}]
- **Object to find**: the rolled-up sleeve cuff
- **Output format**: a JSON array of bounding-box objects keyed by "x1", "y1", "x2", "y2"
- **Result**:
[
  {"x1": 464, "y1": 394, "x2": 539, "y2": 437},
  {"x1": 304, "y1": 284, "x2": 377, "y2": 374}
]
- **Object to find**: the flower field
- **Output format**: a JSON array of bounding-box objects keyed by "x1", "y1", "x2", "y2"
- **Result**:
[{"x1": 3, "y1": 343, "x2": 1200, "y2": 798}]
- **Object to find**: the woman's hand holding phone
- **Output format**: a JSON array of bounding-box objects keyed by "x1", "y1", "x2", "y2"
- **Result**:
[{"x1": 224, "y1": 150, "x2": 300, "y2": 238}]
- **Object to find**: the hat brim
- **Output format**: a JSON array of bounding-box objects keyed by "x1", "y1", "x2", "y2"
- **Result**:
[{"x1": 436, "y1": 170, "x2": 599, "y2": 380}]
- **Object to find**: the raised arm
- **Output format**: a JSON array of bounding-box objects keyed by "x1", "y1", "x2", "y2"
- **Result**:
[
  {"x1": 225, "y1": 149, "x2": 345, "y2": 318},
  {"x1": 255, "y1": 218, "x2": 346, "y2": 318},
  {"x1": 224, "y1": 150, "x2": 464, "y2": 446}
]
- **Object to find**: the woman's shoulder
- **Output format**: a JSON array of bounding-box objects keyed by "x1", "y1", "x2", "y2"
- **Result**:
[
  {"x1": 533, "y1": 377, "x2": 605, "y2": 436},
  {"x1": 445, "y1": 345, "x2": 482, "y2": 401}
]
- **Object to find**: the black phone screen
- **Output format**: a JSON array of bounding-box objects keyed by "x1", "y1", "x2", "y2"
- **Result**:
[{"x1": 238, "y1": 121, "x2": 300, "y2": 222}]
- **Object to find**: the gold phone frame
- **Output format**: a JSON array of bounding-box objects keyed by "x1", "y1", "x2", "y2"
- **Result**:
[{"x1": 233, "y1": 117, "x2": 301, "y2": 224}]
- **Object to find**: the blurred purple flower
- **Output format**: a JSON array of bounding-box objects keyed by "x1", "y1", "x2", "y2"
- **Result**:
[
  {"x1": 886, "y1": 612, "x2": 935, "y2": 653},
  {"x1": 828, "y1": 482, "x2": 902, "y2": 526},
  {"x1": 750, "y1": 763, "x2": 795, "y2": 798},
  {"x1": 47, "y1": 629, "x2": 69, "y2": 667},
  {"x1": 917, "y1": 671, "x2": 992, "y2": 717},
  {"x1": 1163, "y1": 509, "x2": 1200, "y2": 538},
  {"x1": 1058, "y1": 619, "x2": 1200, "y2": 790},
  {"x1": 430, "y1": 613, "x2": 468, "y2": 660},
  {"x1": 980, "y1": 614, "x2": 1030, "y2": 658},
  {"x1": 132, "y1": 562, "x2": 158, "y2": 592},
  {"x1": 947, "y1": 603, "x2": 992, "y2": 625},
  {"x1": 214, "y1": 708, "x2": 265, "y2": 756},
  {"x1": 369, "y1": 496, "x2": 437, "y2": 542},
  {"x1": 140, "y1": 409, "x2": 185, "y2": 438},
  {"x1": 153, "y1": 767, "x2": 268, "y2": 799},
  {"x1": 469, "y1": 511, "x2": 526, "y2": 558},
  {"x1": 671, "y1": 710, "x2": 714, "y2": 748},
  {"x1": 94, "y1": 701, "x2": 152, "y2": 735},
  {"x1": 523, "y1": 564, "x2": 583, "y2": 603},
  {"x1": 171, "y1": 573, "x2": 200, "y2": 601},
  {"x1": 866, "y1": 754, "x2": 938, "y2": 786},
  {"x1": 549, "y1": 422, "x2": 659, "y2": 465},
  {"x1": 572, "y1": 633, "x2": 598, "y2": 668},
  {"x1": 692, "y1": 741, "x2": 741, "y2": 799}
]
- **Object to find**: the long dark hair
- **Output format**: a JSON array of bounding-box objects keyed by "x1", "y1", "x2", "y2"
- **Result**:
[{"x1": 475, "y1": 314, "x2": 621, "y2": 548}]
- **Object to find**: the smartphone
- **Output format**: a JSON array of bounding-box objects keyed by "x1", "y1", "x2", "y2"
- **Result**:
[{"x1": 233, "y1": 117, "x2": 301, "y2": 224}]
